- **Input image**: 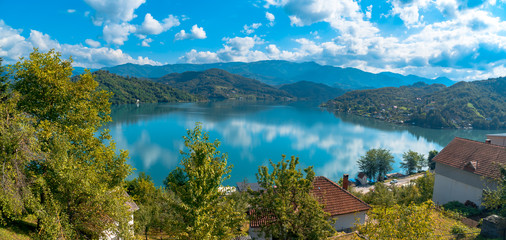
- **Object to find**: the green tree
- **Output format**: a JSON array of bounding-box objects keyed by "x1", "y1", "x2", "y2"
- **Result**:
[
  {"x1": 249, "y1": 155, "x2": 335, "y2": 240},
  {"x1": 400, "y1": 150, "x2": 425, "y2": 175},
  {"x1": 164, "y1": 123, "x2": 246, "y2": 239},
  {"x1": 358, "y1": 148, "x2": 394, "y2": 181},
  {"x1": 0, "y1": 59, "x2": 40, "y2": 225},
  {"x1": 483, "y1": 165, "x2": 506, "y2": 217},
  {"x1": 427, "y1": 150, "x2": 439, "y2": 170},
  {"x1": 127, "y1": 173, "x2": 172, "y2": 240},
  {"x1": 357, "y1": 201, "x2": 436, "y2": 239},
  {"x1": 9, "y1": 49, "x2": 133, "y2": 239}
]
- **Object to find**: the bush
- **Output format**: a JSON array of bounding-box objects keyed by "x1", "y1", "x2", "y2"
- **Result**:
[
  {"x1": 443, "y1": 201, "x2": 481, "y2": 217},
  {"x1": 450, "y1": 225, "x2": 466, "y2": 239}
]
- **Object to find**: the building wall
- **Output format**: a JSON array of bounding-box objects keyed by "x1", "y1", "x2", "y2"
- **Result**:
[
  {"x1": 248, "y1": 211, "x2": 368, "y2": 239},
  {"x1": 487, "y1": 135, "x2": 506, "y2": 147},
  {"x1": 433, "y1": 163, "x2": 497, "y2": 206},
  {"x1": 332, "y1": 211, "x2": 367, "y2": 232}
]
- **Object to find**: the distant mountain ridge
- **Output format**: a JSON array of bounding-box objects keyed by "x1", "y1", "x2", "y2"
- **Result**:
[
  {"x1": 323, "y1": 78, "x2": 506, "y2": 130},
  {"x1": 279, "y1": 81, "x2": 345, "y2": 101},
  {"x1": 102, "y1": 60, "x2": 455, "y2": 90},
  {"x1": 153, "y1": 68, "x2": 293, "y2": 101}
]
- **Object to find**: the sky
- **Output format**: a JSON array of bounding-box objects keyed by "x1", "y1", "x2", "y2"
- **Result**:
[{"x1": 1, "y1": 0, "x2": 506, "y2": 81}]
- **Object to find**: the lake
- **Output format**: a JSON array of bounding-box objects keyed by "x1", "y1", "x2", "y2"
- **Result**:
[{"x1": 108, "y1": 101, "x2": 503, "y2": 186}]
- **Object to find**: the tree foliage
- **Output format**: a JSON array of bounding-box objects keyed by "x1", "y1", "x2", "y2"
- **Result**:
[
  {"x1": 325, "y1": 79, "x2": 506, "y2": 129},
  {"x1": 357, "y1": 148, "x2": 394, "y2": 181},
  {"x1": 164, "y1": 123, "x2": 246, "y2": 239},
  {"x1": 483, "y1": 165, "x2": 506, "y2": 217},
  {"x1": 400, "y1": 150, "x2": 425, "y2": 175},
  {"x1": 249, "y1": 155, "x2": 335, "y2": 240},
  {"x1": 359, "y1": 172, "x2": 435, "y2": 207},
  {"x1": 357, "y1": 201, "x2": 436, "y2": 239},
  {"x1": 0, "y1": 49, "x2": 134, "y2": 239},
  {"x1": 427, "y1": 150, "x2": 439, "y2": 170}
]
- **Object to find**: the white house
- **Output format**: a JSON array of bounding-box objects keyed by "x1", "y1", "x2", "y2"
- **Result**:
[
  {"x1": 432, "y1": 136, "x2": 506, "y2": 207},
  {"x1": 101, "y1": 194, "x2": 140, "y2": 240},
  {"x1": 248, "y1": 175, "x2": 371, "y2": 239}
]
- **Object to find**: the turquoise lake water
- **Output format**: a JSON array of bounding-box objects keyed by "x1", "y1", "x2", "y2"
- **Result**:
[{"x1": 108, "y1": 101, "x2": 503, "y2": 186}]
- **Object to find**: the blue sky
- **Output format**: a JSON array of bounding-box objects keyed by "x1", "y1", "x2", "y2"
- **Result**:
[{"x1": 1, "y1": 0, "x2": 506, "y2": 80}]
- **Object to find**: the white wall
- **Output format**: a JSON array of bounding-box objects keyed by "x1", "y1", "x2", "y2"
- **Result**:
[
  {"x1": 332, "y1": 211, "x2": 367, "y2": 232},
  {"x1": 433, "y1": 173, "x2": 484, "y2": 206}
]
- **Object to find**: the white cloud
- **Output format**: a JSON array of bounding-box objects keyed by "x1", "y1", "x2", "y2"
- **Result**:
[
  {"x1": 389, "y1": 0, "x2": 431, "y2": 27},
  {"x1": 67, "y1": 9, "x2": 76, "y2": 13},
  {"x1": 174, "y1": 24, "x2": 207, "y2": 40},
  {"x1": 0, "y1": 20, "x2": 32, "y2": 61},
  {"x1": 265, "y1": 12, "x2": 275, "y2": 25},
  {"x1": 138, "y1": 13, "x2": 180, "y2": 35},
  {"x1": 141, "y1": 38, "x2": 153, "y2": 47},
  {"x1": 84, "y1": 0, "x2": 146, "y2": 24},
  {"x1": 242, "y1": 23, "x2": 262, "y2": 35},
  {"x1": 103, "y1": 23, "x2": 136, "y2": 45},
  {"x1": 0, "y1": 21, "x2": 161, "y2": 68},
  {"x1": 180, "y1": 36, "x2": 268, "y2": 63},
  {"x1": 85, "y1": 39, "x2": 101, "y2": 48}
]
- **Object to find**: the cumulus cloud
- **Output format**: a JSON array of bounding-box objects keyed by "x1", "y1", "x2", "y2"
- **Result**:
[
  {"x1": 174, "y1": 24, "x2": 207, "y2": 40},
  {"x1": 141, "y1": 38, "x2": 153, "y2": 47},
  {"x1": 138, "y1": 13, "x2": 180, "y2": 35},
  {"x1": 103, "y1": 23, "x2": 136, "y2": 46},
  {"x1": 265, "y1": 12, "x2": 275, "y2": 25},
  {"x1": 67, "y1": 9, "x2": 76, "y2": 13},
  {"x1": 389, "y1": 0, "x2": 431, "y2": 27},
  {"x1": 85, "y1": 39, "x2": 101, "y2": 48},
  {"x1": 242, "y1": 23, "x2": 262, "y2": 35},
  {"x1": 84, "y1": 0, "x2": 146, "y2": 25},
  {"x1": 0, "y1": 21, "x2": 161, "y2": 68},
  {"x1": 180, "y1": 36, "x2": 268, "y2": 63}
]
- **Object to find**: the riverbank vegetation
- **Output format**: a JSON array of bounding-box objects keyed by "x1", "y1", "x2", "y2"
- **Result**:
[{"x1": 323, "y1": 80, "x2": 506, "y2": 130}]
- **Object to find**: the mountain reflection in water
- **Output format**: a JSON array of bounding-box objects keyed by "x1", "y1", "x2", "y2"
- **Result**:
[{"x1": 108, "y1": 101, "x2": 503, "y2": 186}]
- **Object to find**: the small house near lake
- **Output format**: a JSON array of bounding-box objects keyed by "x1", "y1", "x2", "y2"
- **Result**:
[
  {"x1": 432, "y1": 135, "x2": 506, "y2": 207},
  {"x1": 248, "y1": 175, "x2": 371, "y2": 239}
]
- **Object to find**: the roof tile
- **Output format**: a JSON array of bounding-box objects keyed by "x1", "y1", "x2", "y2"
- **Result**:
[{"x1": 434, "y1": 137, "x2": 506, "y2": 179}]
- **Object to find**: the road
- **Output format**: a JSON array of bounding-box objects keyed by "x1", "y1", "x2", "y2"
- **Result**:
[{"x1": 353, "y1": 173, "x2": 425, "y2": 194}]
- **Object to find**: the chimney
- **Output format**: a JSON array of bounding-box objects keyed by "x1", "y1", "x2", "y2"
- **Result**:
[
  {"x1": 342, "y1": 174, "x2": 349, "y2": 190},
  {"x1": 485, "y1": 139, "x2": 491, "y2": 144}
]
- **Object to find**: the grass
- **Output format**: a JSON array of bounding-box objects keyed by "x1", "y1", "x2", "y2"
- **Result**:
[{"x1": 0, "y1": 217, "x2": 37, "y2": 240}]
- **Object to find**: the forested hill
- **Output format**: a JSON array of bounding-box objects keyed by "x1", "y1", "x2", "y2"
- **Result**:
[
  {"x1": 323, "y1": 78, "x2": 506, "y2": 130},
  {"x1": 85, "y1": 70, "x2": 199, "y2": 104},
  {"x1": 153, "y1": 68, "x2": 293, "y2": 100},
  {"x1": 102, "y1": 60, "x2": 455, "y2": 89},
  {"x1": 279, "y1": 81, "x2": 345, "y2": 101}
]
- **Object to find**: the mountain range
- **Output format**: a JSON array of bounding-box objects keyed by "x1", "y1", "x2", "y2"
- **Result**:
[{"x1": 101, "y1": 60, "x2": 455, "y2": 90}]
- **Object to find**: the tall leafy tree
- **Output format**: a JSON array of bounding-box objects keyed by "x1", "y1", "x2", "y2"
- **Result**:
[
  {"x1": 249, "y1": 155, "x2": 335, "y2": 240},
  {"x1": 164, "y1": 123, "x2": 246, "y2": 239},
  {"x1": 427, "y1": 150, "x2": 439, "y2": 170},
  {"x1": 0, "y1": 58, "x2": 40, "y2": 224},
  {"x1": 400, "y1": 150, "x2": 425, "y2": 175},
  {"x1": 358, "y1": 148, "x2": 394, "y2": 181},
  {"x1": 9, "y1": 49, "x2": 133, "y2": 239}
]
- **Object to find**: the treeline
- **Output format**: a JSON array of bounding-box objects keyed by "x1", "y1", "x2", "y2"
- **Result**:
[{"x1": 324, "y1": 80, "x2": 506, "y2": 130}]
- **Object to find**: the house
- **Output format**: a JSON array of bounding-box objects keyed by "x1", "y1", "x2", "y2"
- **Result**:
[
  {"x1": 432, "y1": 136, "x2": 506, "y2": 207},
  {"x1": 248, "y1": 175, "x2": 371, "y2": 239},
  {"x1": 356, "y1": 172, "x2": 368, "y2": 186},
  {"x1": 101, "y1": 193, "x2": 140, "y2": 240}
]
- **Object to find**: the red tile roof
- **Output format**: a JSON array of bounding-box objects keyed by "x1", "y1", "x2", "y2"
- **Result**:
[
  {"x1": 434, "y1": 137, "x2": 506, "y2": 179},
  {"x1": 312, "y1": 176, "x2": 371, "y2": 217},
  {"x1": 249, "y1": 177, "x2": 371, "y2": 228}
]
